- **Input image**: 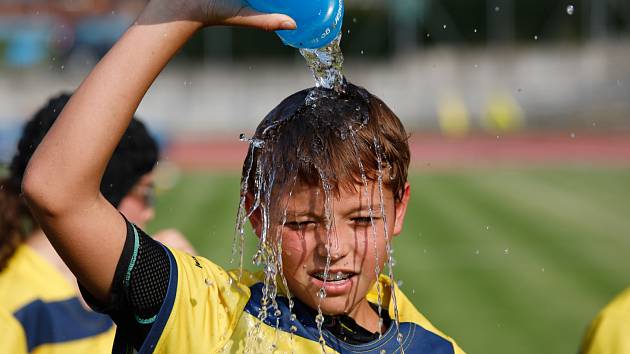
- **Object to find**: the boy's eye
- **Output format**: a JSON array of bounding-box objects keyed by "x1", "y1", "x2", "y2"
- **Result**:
[
  {"x1": 284, "y1": 221, "x2": 316, "y2": 230},
  {"x1": 352, "y1": 216, "x2": 377, "y2": 225}
]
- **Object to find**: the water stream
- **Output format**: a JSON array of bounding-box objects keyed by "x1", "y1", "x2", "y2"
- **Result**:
[{"x1": 300, "y1": 34, "x2": 345, "y2": 94}]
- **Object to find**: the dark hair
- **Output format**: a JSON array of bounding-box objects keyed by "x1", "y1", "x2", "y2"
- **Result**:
[
  {"x1": 241, "y1": 82, "x2": 410, "y2": 215},
  {"x1": 0, "y1": 93, "x2": 158, "y2": 271}
]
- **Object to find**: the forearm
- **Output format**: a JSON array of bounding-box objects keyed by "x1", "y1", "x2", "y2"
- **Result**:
[{"x1": 26, "y1": 10, "x2": 201, "y2": 212}]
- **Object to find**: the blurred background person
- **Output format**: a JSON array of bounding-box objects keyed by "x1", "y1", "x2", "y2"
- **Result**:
[
  {"x1": 581, "y1": 288, "x2": 630, "y2": 354},
  {"x1": 0, "y1": 92, "x2": 195, "y2": 354}
]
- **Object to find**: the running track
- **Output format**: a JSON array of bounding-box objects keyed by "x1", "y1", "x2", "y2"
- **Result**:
[{"x1": 164, "y1": 133, "x2": 630, "y2": 171}]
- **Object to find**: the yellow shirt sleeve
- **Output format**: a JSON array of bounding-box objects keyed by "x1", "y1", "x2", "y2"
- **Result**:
[
  {"x1": 143, "y1": 247, "x2": 252, "y2": 354},
  {"x1": 0, "y1": 309, "x2": 28, "y2": 354},
  {"x1": 581, "y1": 288, "x2": 630, "y2": 354}
]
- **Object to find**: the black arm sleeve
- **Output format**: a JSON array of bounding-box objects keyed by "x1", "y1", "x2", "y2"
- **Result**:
[{"x1": 79, "y1": 219, "x2": 171, "y2": 350}]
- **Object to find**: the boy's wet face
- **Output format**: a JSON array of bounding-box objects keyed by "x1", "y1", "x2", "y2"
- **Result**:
[{"x1": 275, "y1": 180, "x2": 410, "y2": 328}]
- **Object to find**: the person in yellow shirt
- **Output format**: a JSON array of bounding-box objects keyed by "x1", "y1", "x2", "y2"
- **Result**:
[
  {"x1": 0, "y1": 93, "x2": 194, "y2": 353},
  {"x1": 581, "y1": 288, "x2": 630, "y2": 354},
  {"x1": 21, "y1": 1, "x2": 465, "y2": 353}
]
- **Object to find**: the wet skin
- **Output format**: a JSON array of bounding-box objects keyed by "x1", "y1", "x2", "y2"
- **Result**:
[{"x1": 268, "y1": 181, "x2": 410, "y2": 333}]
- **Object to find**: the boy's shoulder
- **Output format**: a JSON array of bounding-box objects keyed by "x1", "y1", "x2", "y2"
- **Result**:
[
  {"x1": 365, "y1": 275, "x2": 466, "y2": 354},
  {"x1": 167, "y1": 246, "x2": 261, "y2": 290}
]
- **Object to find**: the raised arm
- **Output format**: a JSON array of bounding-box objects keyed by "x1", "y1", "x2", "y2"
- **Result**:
[{"x1": 22, "y1": 0, "x2": 294, "y2": 302}]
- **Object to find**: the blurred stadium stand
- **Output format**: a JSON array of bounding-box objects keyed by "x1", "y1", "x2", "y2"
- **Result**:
[{"x1": 1, "y1": 0, "x2": 630, "y2": 161}]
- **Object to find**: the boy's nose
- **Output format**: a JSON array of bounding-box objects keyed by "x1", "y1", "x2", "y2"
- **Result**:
[{"x1": 316, "y1": 233, "x2": 350, "y2": 261}]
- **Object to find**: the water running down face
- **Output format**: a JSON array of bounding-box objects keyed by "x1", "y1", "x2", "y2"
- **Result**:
[
  {"x1": 272, "y1": 180, "x2": 410, "y2": 333},
  {"x1": 237, "y1": 82, "x2": 411, "y2": 339}
]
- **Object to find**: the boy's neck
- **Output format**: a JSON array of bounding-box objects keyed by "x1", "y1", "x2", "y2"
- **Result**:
[
  {"x1": 322, "y1": 300, "x2": 392, "y2": 345},
  {"x1": 346, "y1": 298, "x2": 385, "y2": 333}
]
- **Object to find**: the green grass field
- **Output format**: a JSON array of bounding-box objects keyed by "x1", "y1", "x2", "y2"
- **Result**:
[{"x1": 148, "y1": 166, "x2": 630, "y2": 354}]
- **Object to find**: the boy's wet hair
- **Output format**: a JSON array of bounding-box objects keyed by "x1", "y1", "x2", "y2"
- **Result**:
[{"x1": 241, "y1": 82, "x2": 410, "y2": 208}]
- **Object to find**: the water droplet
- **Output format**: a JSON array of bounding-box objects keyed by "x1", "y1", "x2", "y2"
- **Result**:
[
  {"x1": 352, "y1": 17, "x2": 358, "y2": 23},
  {"x1": 380, "y1": 350, "x2": 387, "y2": 354},
  {"x1": 397, "y1": 280, "x2": 404, "y2": 288},
  {"x1": 475, "y1": 249, "x2": 480, "y2": 255},
  {"x1": 541, "y1": 268, "x2": 545, "y2": 272},
  {"x1": 442, "y1": 24, "x2": 447, "y2": 29},
  {"x1": 494, "y1": 6, "x2": 500, "y2": 12},
  {"x1": 485, "y1": 225, "x2": 490, "y2": 230},
  {"x1": 412, "y1": 289, "x2": 416, "y2": 294},
  {"x1": 290, "y1": 314, "x2": 297, "y2": 321},
  {"x1": 317, "y1": 288, "x2": 327, "y2": 299},
  {"x1": 474, "y1": 28, "x2": 478, "y2": 33},
  {"x1": 570, "y1": 132, "x2": 576, "y2": 139},
  {"x1": 566, "y1": 5, "x2": 575, "y2": 15},
  {"x1": 426, "y1": 33, "x2": 431, "y2": 38},
  {"x1": 274, "y1": 309, "x2": 282, "y2": 317},
  {"x1": 534, "y1": 35, "x2": 539, "y2": 40},
  {"x1": 60, "y1": 65, "x2": 65, "y2": 71},
  {"x1": 504, "y1": 248, "x2": 510, "y2": 255},
  {"x1": 397, "y1": 333, "x2": 404, "y2": 343},
  {"x1": 360, "y1": 50, "x2": 364, "y2": 55}
]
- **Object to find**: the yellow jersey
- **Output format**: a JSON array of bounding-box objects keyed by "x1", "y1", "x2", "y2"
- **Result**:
[
  {"x1": 0, "y1": 245, "x2": 115, "y2": 354},
  {"x1": 116, "y1": 244, "x2": 465, "y2": 354},
  {"x1": 581, "y1": 288, "x2": 630, "y2": 354}
]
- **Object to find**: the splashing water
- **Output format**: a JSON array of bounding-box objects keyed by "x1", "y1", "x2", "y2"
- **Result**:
[
  {"x1": 300, "y1": 34, "x2": 345, "y2": 94},
  {"x1": 374, "y1": 138, "x2": 404, "y2": 354},
  {"x1": 349, "y1": 130, "x2": 384, "y2": 337}
]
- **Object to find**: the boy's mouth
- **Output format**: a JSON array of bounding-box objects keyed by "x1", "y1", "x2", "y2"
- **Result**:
[{"x1": 311, "y1": 270, "x2": 356, "y2": 282}]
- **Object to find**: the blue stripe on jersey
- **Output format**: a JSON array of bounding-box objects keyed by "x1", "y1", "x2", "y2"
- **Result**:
[
  {"x1": 327, "y1": 322, "x2": 455, "y2": 354},
  {"x1": 244, "y1": 282, "x2": 455, "y2": 354},
  {"x1": 13, "y1": 297, "x2": 113, "y2": 352},
  {"x1": 244, "y1": 282, "x2": 321, "y2": 342}
]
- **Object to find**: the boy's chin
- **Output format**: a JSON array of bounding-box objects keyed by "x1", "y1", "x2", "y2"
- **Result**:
[{"x1": 311, "y1": 296, "x2": 359, "y2": 316}]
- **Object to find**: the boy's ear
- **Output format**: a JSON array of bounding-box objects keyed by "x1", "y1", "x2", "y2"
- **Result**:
[
  {"x1": 245, "y1": 193, "x2": 263, "y2": 238},
  {"x1": 393, "y1": 183, "x2": 411, "y2": 237}
]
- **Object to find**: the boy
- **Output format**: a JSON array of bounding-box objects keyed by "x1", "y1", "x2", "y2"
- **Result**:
[{"x1": 22, "y1": 0, "x2": 465, "y2": 353}]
